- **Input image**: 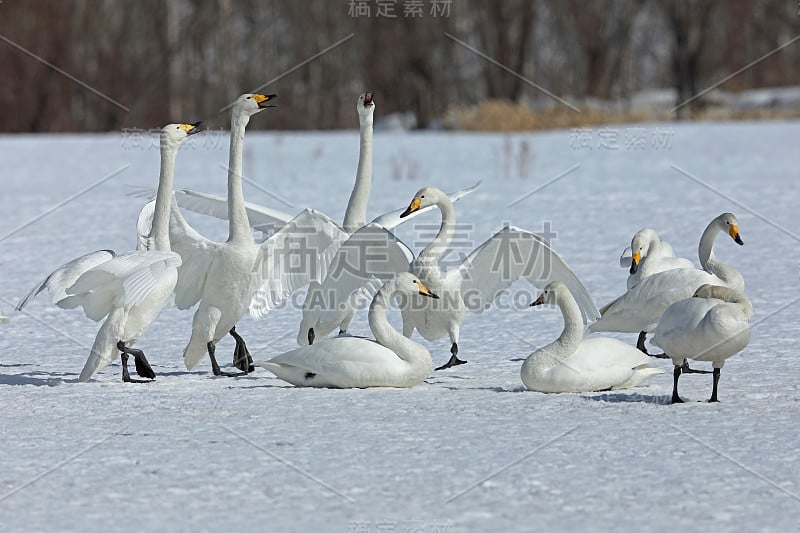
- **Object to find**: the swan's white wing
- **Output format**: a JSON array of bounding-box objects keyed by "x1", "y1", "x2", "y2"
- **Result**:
[
  {"x1": 300, "y1": 224, "x2": 414, "y2": 327},
  {"x1": 370, "y1": 181, "x2": 481, "y2": 229},
  {"x1": 58, "y1": 250, "x2": 180, "y2": 321},
  {"x1": 249, "y1": 209, "x2": 349, "y2": 319},
  {"x1": 164, "y1": 201, "x2": 219, "y2": 310},
  {"x1": 619, "y1": 246, "x2": 632, "y2": 269},
  {"x1": 136, "y1": 199, "x2": 156, "y2": 251},
  {"x1": 16, "y1": 250, "x2": 116, "y2": 310},
  {"x1": 456, "y1": 226, "x2": 600, "y2": 323},
  {"x1": 172, "y1": 189, "x2": 295, "y2": 237}
]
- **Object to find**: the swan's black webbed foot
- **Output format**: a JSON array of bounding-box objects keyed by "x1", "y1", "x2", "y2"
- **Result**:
[
  {"x1": 435, "y1": 343, "x2": 468, "y2": 371},
  {"x1": 670, "y1": 364, "x2": 684, "y2": 404},
  {"x1": 230, "y1": 327, "x2": 254, "y2": 373},
  {"x1": 708, "y1": 367, "x2": 721, "y2": 402},
  {"x1": 637, "y1": 331, "x2": 668, "y2": 358},
  {"x1": 681, "y1": 359, "x2": 712, "y2": 374},
  {"x1": 117, "y1": 341, "x2": 155, "y2": 383},
  {"x1": 208, "y1": 340, "x2": 246, "y2": 378}
]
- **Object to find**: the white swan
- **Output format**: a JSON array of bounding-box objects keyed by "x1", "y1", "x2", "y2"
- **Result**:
[
  {"x1": 302, "y1": 186, "x2": 599, "y2": 370},
  {"x1": 589, "y1": 213, "x2": 745, "y2": 355},
  {"x1": 16, "y1": 122, "x2": 202, "y2": 381},
  {"x1": 522, "y1": 282, "x2": 662, "y2": 393},
  {"x1": 652, "y1": 284, "x2": 752, "y2": 403},
  {"x1": 625, "y1": 228, "x2": 694, "y2": 289},
  {"x1": 142, "y1": 94, "x2": 345, "y2": 376},
  {"x1": 257, "y1": 273, "x2": 436, "y2": 388}
]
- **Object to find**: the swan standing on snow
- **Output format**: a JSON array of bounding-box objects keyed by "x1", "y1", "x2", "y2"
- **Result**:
[
  {"x1": 522, "y1": 282, "x2": 662, "y2": 393},
  {"x1": 17, "y1": 122, "x2": 203, "y2": 381},
  {"x1": 625, "y1": 228, "x2": 694, "y2": 290},
  {"x1": 589, "y1": 213, "x2": 744, "y2": 357},
  {"x1": 257, "y1": 273, "x2": 437, "y2": 388},
  {"x1": 142, "y1": 94, "x2": 345, "y2": 376},
  {"x1": 652, "y1": 284, "x2": 752, "y2": 403}
]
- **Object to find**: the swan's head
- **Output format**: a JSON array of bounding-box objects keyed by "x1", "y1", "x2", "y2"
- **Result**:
[
  {"x1": 399, "y1": 186, "x2": 446, "y2": 218},
  {"x1": 395, "y1": 272, "x2": 439, "y2": 299},
  {"x1": 161, "y1": 122, "x2": 205, "y2": 147},
  {"x1": 716, "y1": 213, "x2": 743, "y2": 245},
  {"x1": 530, "y1": 281, "x2": 567, "y2": 308},
  {"x1": 233, "y1": 93, "x2": 278, "y2": 117},
  {"x1": 357, "y1": 91, "x2": 375, "y2": 123},
  {"x1": 629, "y1": 228, "x2": 659, "y2": 274}
]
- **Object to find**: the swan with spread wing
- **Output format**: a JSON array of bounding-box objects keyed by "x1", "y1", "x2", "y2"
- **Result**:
[
  {"x1": 301, "y1": 186, "x2": 599, "y2": 370},
  {"x1": 17, "y1": 122, "x2": 203, "y2": 382}
]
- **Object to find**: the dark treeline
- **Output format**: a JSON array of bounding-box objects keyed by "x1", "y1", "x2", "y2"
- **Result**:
[{"x1": 1, "y1": 0, "x2": 798, "y2": 131}]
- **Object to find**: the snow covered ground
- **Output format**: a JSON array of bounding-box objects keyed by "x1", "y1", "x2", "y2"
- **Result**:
[{"x1": 0, "y1": 121, "x2": 798, "y2": 532}]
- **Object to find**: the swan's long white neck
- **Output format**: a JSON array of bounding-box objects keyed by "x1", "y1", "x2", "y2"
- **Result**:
[
  {"x1": 418, "y1": 196, "x2": 456, "y2": 270},
  {"x1": 701, "y1": 286, "x2": 753, "y2": 320},
  {"x1": 522, "y1": 291, "x2": 584, "y2": 377},
  {"x1": 342, "y1": 117, "x2": 373, "y2": 233},
  {"x1": 227, "y1": 111, "x2": 253, "y2": 244},
  {"x1": 698, "y1": 221, "x2": 744, "y2": 291},
  {"x1": 369, "y1": 282, "x2": 428, "y2": 366},
  {"x1": 151, "y1": 140, "x2": 179, "y2": 251}
]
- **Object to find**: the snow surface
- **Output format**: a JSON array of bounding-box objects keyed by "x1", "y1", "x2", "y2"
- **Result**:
[{"x1": 0, "y1": 121, "x2": 798, "y2": 532}]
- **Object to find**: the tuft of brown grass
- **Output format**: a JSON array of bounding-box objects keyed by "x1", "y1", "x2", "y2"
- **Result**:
[{"x1": 443, "y1": 99, "x2": 800, "y2": 131}]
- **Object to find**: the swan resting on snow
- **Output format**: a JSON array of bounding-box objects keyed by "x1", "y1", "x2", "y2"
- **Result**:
[
  {"x1": 652, "y1": 284, "x2": 752, "y2": 403},
  {"x1": 16, "y1": 122, "x2": 203, "y2": 381},
  {"x1": 257, "y1": 273, "x2": 437, "y2": 388},
  {"x1": 522, "y1": 282, "x2": 662, "y2": 393}
]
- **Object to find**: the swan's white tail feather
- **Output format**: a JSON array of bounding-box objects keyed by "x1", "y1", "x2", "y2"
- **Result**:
[
  {"x1": 616, "y1": 365, "x2": 664, "y2": 389},
  {"x1": 79, "y1": 320, "x2": 119, "y2": 381},
  {"x1": 183, "y1": 332, "x2": 209, "y2": 371}
]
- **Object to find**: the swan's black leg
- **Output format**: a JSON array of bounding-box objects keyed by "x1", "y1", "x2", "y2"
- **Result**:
[
  {"x1": 708, "y1": 368, "x2": 721, "y2": 402},
  {"x1": 230, "y1": 327, "x2": 254, "y2": 373},
  {"x1": 308, "y1": 328, "x2": 315, "y2": 345},
  {"x1": 638, "y1": 331, "x2": 668, "y2": 358},
  {"x1": 671, "y1": 364, "x2": 684, "y2": 404},
  {"x1": 338, "y1": 329, "x2": 347, "y2": 336},
  {"x1": 117, "y1": 341, "x2": 154, "y2": 383},
  {"x1": 435, "y1": 342, "x2": 468, "y2": 371},
  {"x1": 208, "y1": 339, "x2": 247, "y2": 378},
  {"x1": 681, "y1": 358, "x2": 712, "y2": 374}
]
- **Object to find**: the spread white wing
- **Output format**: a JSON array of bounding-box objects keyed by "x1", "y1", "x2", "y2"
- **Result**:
[
  {"x1": 16, "y1": 249, "x2": 116, "y2": 310},
  {"x1": 455, "y1": 225, "x2": 599, "y2": 323},
  {"x1": 370, "y1": 181, "x2": 481, "y2": 229},
  {"x1": 55, "y1": 250, "x2": 180, "y2": 321},
  {"x1": 299, "y1": 224, "x2": 414, "y2": 334},
  {"x1": 249, "y1": 209, "x2": 349, "y2": 319}
]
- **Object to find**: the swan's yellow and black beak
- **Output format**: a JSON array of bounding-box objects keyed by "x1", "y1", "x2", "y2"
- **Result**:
[
  {"x1": 400, "y1": 197, "x2": 422, "y2": 218},
  {"x1": 729, "y1": 224, "x2": 743, "y2": 245},
  {"x1": 253, "y1": 93, "x2": 278, "y2": 109},
  {"x1": 530, "y1": 293, "x2": 546, "y2": 307},
  {"x1": 414, "y1": 280, "x2": 439, "y2": 299},
  {"x1": 630, "y1": 250, "x2": 641, "y2": 275},
  {"x1": 364, "y1": 91, "x2": 374, "y2": 107},
  {"x1": 180, "y1": 121, "x2": 205, "y2": 136}
]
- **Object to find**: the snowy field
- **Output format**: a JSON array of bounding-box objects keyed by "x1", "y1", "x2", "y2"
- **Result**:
[{"x1": 0, "y1": 121, "x2": 798, "y2": 532}]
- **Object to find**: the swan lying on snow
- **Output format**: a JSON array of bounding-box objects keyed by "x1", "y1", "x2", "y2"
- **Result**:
[
  {"x1": 589, "y1": 213, "x2": 744, "y2": 356},
  {"x1": 257, "y1": 273, "x2": 437, "y2": 388},
  {"x1": 16, "y1": 122, "x2": 203, "y2": 382},
  {"x1": 652, "y1": 284, "x2": 752, "y2": 403},
  {"x1": 522, "y1": 282, "x2": 662, "y2": 393}
]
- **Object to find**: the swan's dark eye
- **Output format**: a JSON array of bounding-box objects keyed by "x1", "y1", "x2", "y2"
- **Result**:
[
  {"x1": 421, "y1": 195, "x2": 425, "y2": 199},
  {"x1": 413, "y1": 279, "x2": 418, "y2": 283}
]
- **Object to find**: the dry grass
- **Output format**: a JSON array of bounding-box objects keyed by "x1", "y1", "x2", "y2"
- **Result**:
[{"x1": 443, "y1": 99, "x2": 800, "y2": 131}]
